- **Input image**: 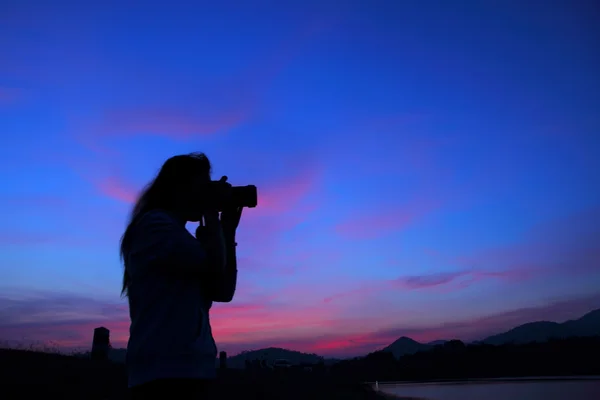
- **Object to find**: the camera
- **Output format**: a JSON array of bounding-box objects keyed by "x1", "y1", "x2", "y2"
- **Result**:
[
  {"x1": 208, "y1": 183, "x2": 258, "y2": 211},
  {"x1": 228, "y1": 185, "x2": 258, "y2": 210}
]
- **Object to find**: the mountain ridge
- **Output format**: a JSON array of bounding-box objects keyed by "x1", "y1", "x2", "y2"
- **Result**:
[
  {"x1": 482, "y1": 307, "x2": 600, "y2": 345},
  {"x1": 108, "y1": 307, "x2": 600, "y2": 364}
]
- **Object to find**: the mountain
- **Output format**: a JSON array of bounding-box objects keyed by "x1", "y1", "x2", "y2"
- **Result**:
[
  {"x1": 381, "y1": 336, "x2": 431, "y2": 359},
  {"x1": 225, "y1": 347, "x2": 324, "y2": 369},
  {"x1": 482, "y1": 308, "x2": 600, "y2": 345},
  {"x1": 102, "y1": 308, "x2": 600, "y2": 366},
  {"x1": 427, "y1": 340, "x2": 448, "y2": 346},
  {"x1": 563, "y1": 308, "x2": 600, "y2": 336}
]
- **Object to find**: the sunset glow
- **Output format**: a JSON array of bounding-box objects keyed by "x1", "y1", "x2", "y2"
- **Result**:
[{"x1": 1, "y1": 1, "x2": 599, "y2": 358}]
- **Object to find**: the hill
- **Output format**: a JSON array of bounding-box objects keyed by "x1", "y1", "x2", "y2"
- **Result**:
[
  {"x1": 331, "y1": 336, "x2": 600, "y2": 382},
  {"x1": 381, "y1": 336, "x2": 430, "y2": 358},
  {"x1": 226, "y1": 347, "x2": 324, "y2": 369},
  {"x1": 483, "y1": 308, "x2": 600, "y2": 345},
  {"x1": 106, "y1": 346, "x2": 335, "y2": 367}
]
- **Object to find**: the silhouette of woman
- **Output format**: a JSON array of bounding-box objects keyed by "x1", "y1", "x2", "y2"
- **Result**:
[{"x1": 120, "y1": 153, "x2": 242, "y2": 399}]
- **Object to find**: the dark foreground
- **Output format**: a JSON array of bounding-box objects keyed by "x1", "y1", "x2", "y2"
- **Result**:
[{"x1": 0, "y1": 349, "x2": 386, "y2": 400}]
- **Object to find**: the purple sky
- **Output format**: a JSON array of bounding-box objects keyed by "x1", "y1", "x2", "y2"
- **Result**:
[{"x1": 0, "y1": 1, "x2": 599, "y2": 357}]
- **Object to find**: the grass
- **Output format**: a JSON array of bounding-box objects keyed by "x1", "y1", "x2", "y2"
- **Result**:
[{"x1": 0, "y1": 347, "x2": 389, "y2": 400}]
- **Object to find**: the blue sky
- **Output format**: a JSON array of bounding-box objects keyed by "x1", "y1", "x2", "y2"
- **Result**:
[{"x1": 0, "y1": 0, "x2": 599, "y2": 357}]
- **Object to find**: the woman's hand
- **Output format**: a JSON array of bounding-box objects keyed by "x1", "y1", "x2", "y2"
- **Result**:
[
  {"x1": 201, "y1": 176, "x2": 229, "y2": 230},
  {"x1": 217, "y1": 176, "x2": 243, "y2": 242},
  {"x1": 221, "y1": 206, "x2": 243, "y2": 242}
]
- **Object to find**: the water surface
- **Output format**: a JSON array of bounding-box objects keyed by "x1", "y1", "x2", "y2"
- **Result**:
[{"x1": 379, "y1": 378, "x2": 600, "y2": 400}]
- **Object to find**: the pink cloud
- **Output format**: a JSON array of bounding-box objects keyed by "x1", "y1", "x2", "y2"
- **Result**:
[
  {"x1": 65, "y1": 18, "x2": 330, "y2": 148},
  {"x1": 328, "y1": 114, "x2": 459, "y2": 187},
  {"x1": 64, "y1": 80, "x2": 250, "y2": 153},
  {"x1": 96, "y1": 175, "x2": 138, "y2": 204},
  {"x1": 255, "y1": 166, "x2": 320, "y2": 216},
  {"x1": 0, "y1": 293, "x2": 129, "y2": 349},
  {"x1": 85, "y1": 154, "x2": 322, "y2": 278},
  {"x1": 222, "y1": 162, "x2": 323, "y2": 272},
  {"x1": 86, "y1": 107, "x2": 249, "y2": 140},
  {"x1": 236, "y1": 245, "x2": 343, "y2": 279},
  {"x1": 335, "y1": 199, "x2": 440, "y2": 240},
  {"x1": 89, "y1": 146, "x2": 321, "y2": 218},
  {"x1": 2, "y1": 290, "x2": 598, "y2": 358}
]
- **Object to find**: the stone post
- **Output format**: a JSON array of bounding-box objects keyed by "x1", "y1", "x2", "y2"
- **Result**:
[
  {"x1": 219, "y1": 351, "x2": 227, "y2": 369},
  {"x1": 91, "y1": 326, "x2": 110, "y2": 361}
]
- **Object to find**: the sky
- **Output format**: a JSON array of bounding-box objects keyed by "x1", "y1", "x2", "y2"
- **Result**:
[{"x1": 0, "y1": 0, "x2": 599, "y2": 358}]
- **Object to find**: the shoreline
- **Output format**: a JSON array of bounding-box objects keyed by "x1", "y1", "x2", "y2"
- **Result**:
[{"x1": 367, "y1": 375, "x2": 600, "y2": 387}]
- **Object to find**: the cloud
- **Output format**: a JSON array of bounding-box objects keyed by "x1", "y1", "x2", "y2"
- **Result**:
[
  {"x1": 65, "y1": 16, "x2": 331, "y2": 149},
  {"x1": 0, "y1": 289, "x2": 343, "y2": 353},
  {"x1": 349, "y1": 206, "x2": 600, "y2": 304},
  {"x1": 0, "y1": 87, "x2": 22, "y2": 106},
  {"x1": 0, "y1": 284, "x2": 394, "y2": 357},
  {"x1": 82, "y1": 148, "x2": 324, "y2": 278},
  {"x1": 0, "y1": 231, "x2": 94, "y2": 247},
  {"x1": 96, "y1": 175, "x2": 139, "y2": 204},
  {"x1": 0, "y1": 195, "x2": 67, "y2": 209},
  {"x1": 64, "y1": 75, "x2": 251, "y2": 153},
  {"x1": 0, "y1": 194, "x2": 125, "y2": 247},
  {"x1": 0, "y1": 232, "x2": 60, "y2": 246},
  {"x1": 255, "y1": 166, "x2": 320, "y2": 216},
  {"x1": 210, "y1": 299, "x2": 417, "y2": 357},
  {"x1": 89, "y1": 142, "x2": 322, "y2": 217},
  {"x1": 88, "y1": 156, "x2": 323, "y2": 273},
  {"x1": 0, "y1": 291, "x2": 128, "y2": 348},
  {"x1": 451, "y1": 206, "x2": 600, "y2": 276},
  {"x1": 82, "y1": 107, "x2": 249, "y2": 141},
  {"x1": 324, "y1": 267, "x2": 534, "y2": 304},
  {"x1": 1, "y1": 289, "x2": 598, "y2": 358},
  {"x1": 230, "y1": 163, "x2": 323, "y2": 275},
  {"x1": 398, "y1": 271, "x2": 467, "y2": 289},
  {"x1": 360, "y1": 292, "x2": 600, "y2": 346},
  {"x1": 236, "y1": 246, "x2": 343, "y2": 279},
  {"x1": 335, "y1": 199, "x2": 440, "y2": 240}
]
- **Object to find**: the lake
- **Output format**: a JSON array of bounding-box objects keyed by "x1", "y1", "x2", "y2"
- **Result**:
[{"x1": 377, "y1": 377, "x2": 600, "y2": 400}]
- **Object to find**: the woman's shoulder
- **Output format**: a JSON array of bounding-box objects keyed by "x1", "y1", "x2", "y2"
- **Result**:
[
  {"x1": 130, "y1": 209, "x2": 182, "y2": 239},
  {"x1": 126, "y1": 210, "x2": 180, "y2": 259},
  {"x1": 137, "y1": 209, "x2": 174, "y2": 224}
]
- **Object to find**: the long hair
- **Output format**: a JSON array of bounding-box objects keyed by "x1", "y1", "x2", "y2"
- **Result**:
[{"x1": 120, "y1": 152, "x2": 212, "y2": 297}]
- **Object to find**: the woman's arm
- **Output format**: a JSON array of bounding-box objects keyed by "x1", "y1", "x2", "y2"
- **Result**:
[
  {"x1": 195, "y1": 219, "x2": 236, "y2": 302},
  {"x1": 209, "y1": 238, "x2": 238, "y2": 302},
  {"x1": 205, "y1": 205, "x2": 242, "y2": 303}
]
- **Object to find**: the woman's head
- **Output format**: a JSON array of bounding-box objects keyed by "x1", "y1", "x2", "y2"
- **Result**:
[
  {"x1": 135, "y1": 152, "x2": 212, "y2": 221},
  {"x1": 120, "y1": 152, "x2": 212, "y2": 295}
]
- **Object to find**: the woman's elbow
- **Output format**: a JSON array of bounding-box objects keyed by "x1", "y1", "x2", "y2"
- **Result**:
[
  {"x1": 212, "y1": 292, "x2": 235, "y2": 303},
  {"x1": 208, "y1": 271, "x2": 237, "y2": 302},
  {"x1": 210, "y1": 282, "x2": 236, "y2": 302}
]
